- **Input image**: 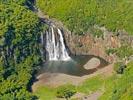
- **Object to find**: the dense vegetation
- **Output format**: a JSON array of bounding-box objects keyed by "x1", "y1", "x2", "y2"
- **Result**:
[
  {"x1": 37, "y1": 0, "x2": 133, "y2": 35},
  {"x1": 0, "y1": 1, "x2": 43, "y2": 99}
]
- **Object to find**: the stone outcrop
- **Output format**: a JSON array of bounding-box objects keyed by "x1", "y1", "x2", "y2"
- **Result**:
[{"x1": 83, "y1": 58, "x2": 101, "y2": 70}]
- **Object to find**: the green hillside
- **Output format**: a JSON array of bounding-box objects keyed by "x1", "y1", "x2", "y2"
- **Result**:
[
  {"x1": 37, "y1": 0, "x2": 133, "y2": 35},
  {"x1": 0, "y1": 1, "x2": 43, "y2": 99}
]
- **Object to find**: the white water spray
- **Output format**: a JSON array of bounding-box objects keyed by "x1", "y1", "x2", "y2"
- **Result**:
[{"x1": 43, "y1": 25, "x2": 71, "y2": 61}]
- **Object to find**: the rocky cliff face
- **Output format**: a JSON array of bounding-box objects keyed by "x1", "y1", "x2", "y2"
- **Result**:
[
  {"x1": 36, "y1": 10, "x2": 133, "y2": 63},
  {"x1": 63, "y1": 26, "x2": 133, "y2": 63},
  {"x1": 62, "y1": 26, "x2": 118, "y2": 62}
]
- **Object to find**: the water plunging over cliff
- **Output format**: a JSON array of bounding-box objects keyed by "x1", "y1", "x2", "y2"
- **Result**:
[{"x1": 41, "y1": 25, "x2": 71, "y2": 61}]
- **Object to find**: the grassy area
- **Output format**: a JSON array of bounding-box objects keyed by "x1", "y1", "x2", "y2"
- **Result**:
[
  {"x1": 99, "y1": 61, "x2": 133, "y2": 100},
  {"x1": 77, "y1": 76, "x2": 103, "y2": 94},
  {"x1": 35, "y1": 86, "x2": 56, "y2": 100},
  {"x1": 36, "y1": 0, "x2": 133, "y2": 35},
  {"x1": 34, "y1": 76, "x2": 103, "y2": 100}
]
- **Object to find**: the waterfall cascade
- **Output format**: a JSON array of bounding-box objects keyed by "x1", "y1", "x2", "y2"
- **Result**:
[{"x1": 41, "y1": 25, "x2": 71, "y2": 61}]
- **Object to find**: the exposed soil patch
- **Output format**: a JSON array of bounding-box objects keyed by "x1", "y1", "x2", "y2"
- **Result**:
[
  {"x1": 71, "y1": 90, "x2": 103, "y2": 100},
  {"x1": 82, "y1": 91, "x2": 103, "y2": 100}
]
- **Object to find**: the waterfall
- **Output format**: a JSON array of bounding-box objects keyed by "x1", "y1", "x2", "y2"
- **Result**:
[
  {"x1": 42, "y1": 25, "x2": 71, "y2": 61},
  {"x1": 40, "y1": 32, "x2": 44, "y2": 58}
]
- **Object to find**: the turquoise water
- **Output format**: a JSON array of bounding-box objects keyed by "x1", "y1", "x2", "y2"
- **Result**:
[{"x1": 38, "y1": 55, "x2": 108, "y2": 76}]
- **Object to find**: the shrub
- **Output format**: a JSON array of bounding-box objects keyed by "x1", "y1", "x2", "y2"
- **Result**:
[
  {"x1": 116, "y1": 45, "x2": 133, "y2": 59},
  {"x1": 89, "y1": 27, "x2": 103, "y2": 38},
  {"x1": 114, "y1": 62, "x2": 126, "y2": 74},
  {"x1": 56, "y1": 84, "x2": 76, "y2": 100},
  {"x1": 106, "y1": 48, "x2": 117, "y2": 55}
]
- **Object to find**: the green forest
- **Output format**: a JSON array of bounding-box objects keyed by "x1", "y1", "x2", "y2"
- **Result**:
[
  {"x1": 0, "y1": 0, "x2": 43, "y2": 99},
  {"x1": 0, "y1": 0, "x2": 133, "y2": 100},
  {"x1": 37, "y1": 0, "x2": 133, "y2": 35}
]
